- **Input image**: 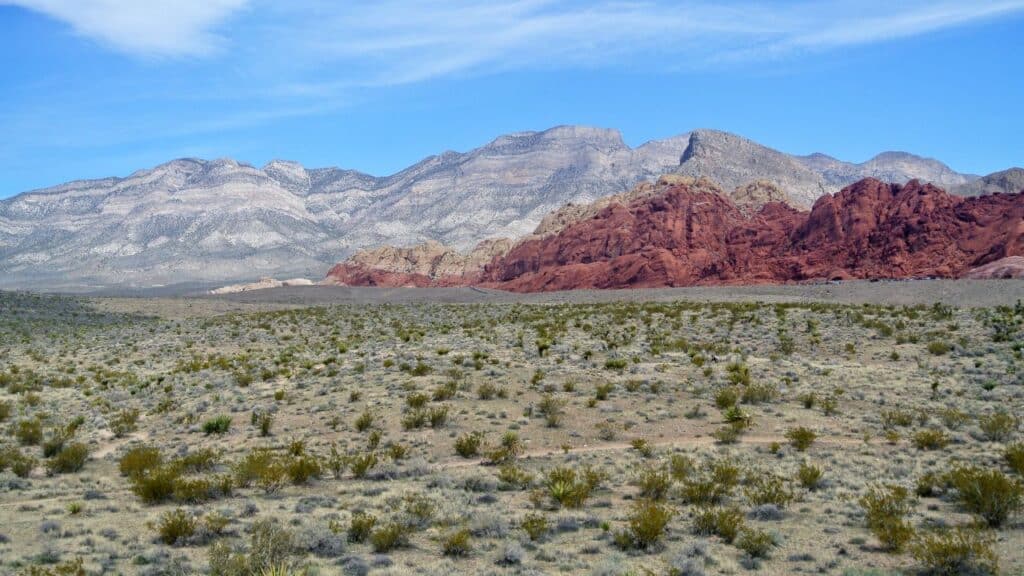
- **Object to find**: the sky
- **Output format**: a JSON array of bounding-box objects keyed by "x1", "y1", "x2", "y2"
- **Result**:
[{"x1": 1, "y1": 1, "x2": 1023, "y2": 198}]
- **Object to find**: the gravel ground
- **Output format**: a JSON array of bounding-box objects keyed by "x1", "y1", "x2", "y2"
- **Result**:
[{"x1": 203, "y1": 279, "x2": 1024, "y2": 308}]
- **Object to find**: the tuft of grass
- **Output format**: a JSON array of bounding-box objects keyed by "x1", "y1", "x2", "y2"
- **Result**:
[{"x1": 202, "y1": 415, "x2": 232, "y2": 435}]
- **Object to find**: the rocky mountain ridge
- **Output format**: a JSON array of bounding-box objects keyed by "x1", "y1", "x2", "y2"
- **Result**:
[{"x1": 0, "y1": 125, "x2": 987, "y2": 290}]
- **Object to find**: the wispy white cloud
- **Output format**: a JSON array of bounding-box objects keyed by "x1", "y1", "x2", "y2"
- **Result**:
[
  {"x1": 2, "y1": 0, "x2": 249, "y2": 56},
  {"x1": 234, "y1": 0, "x2": 1024, "y2": 87}
]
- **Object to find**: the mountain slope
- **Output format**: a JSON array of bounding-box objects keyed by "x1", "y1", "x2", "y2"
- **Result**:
[
  {"x1": 0, "y1": 125, "x2": 978, "y2": 290},
  {"x1": 950, "y1": 168, "x2": 1024, "y2": 197}
]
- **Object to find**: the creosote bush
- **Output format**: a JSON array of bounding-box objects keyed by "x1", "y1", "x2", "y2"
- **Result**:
[
  {"x1": 859, "y1": 484, "x2": 915, "y2": 552},
  {"x1": 786, "y1": 426, "x2": 816, "y2": 452},
  {"x1": 910, "y1": 527, "x2": 998, "y2": 576},
  {"x1": 944, "y1": 465, "x2": 1023, "y2": 527},
  {"x1": 615, "y1": 500, "x2": 674, "y2": 550}
]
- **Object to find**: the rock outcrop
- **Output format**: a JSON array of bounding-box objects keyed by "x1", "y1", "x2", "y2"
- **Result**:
[
  {"x1": 952, "y1": 168, "x2": 1024, "y2": 197},
  {"x1": 327, "y1": 178, "x2": 1023, "y2": 292},
  {"x1": 964, "y1": 256, "x2": 1024, "y2": 279},
  {"x1": 209, "y1": 277, "x2": 313, "y2": 294},
  {"x1": 322, "y1": 238, "x2": 512, "y2": 287}
]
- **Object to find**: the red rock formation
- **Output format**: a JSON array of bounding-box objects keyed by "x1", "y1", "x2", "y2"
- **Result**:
[{"x1": 324, "y1": 178, "x2": 1024, "y2": 292}]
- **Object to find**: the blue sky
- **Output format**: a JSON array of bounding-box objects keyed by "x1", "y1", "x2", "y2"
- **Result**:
[{"x1": 1, "y1": 1, "x2": 1023, "y2": 198}]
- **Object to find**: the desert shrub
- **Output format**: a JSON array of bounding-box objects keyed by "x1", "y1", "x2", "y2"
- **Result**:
[
  {"x1": 910, "y1": 527, "x2": 998, "y2": 576},
  {"x1": 477, "y1": 382, "x2": 498, "y2": 400},
  {"x1": 428, "y1": 406, "x2": 449, "y2": 428},
  {"x1": 130, "y1": 465, "x2": 181, "y2": 504},
  {"x1": 629, "y1": 438, "x2": 653, "y2": 458},
  {"x1": 172, "y1": 477, "x2": 216, "y2": 503},
  {"x1": 615, "y1": 500, "x2": 674, "y2": 550},
  {"x1": 744, "y1": 474, "x2": 793, "y2": 507},
  {"x1": 406, "y1": 393, "x2": 429, "y2": 410},
  {"x1": 0, "y1": 400, "x2": 10, "y2": 422},
  {"x1": 545, "y1": 466, "x2": 599, "y2": 509},
  {"x1": 692, "y1": 506, "x2": 744, "y2": 543},
  {"x1": 441, "y1": 528, "x2": 472, "y2": 557},
  {"x1": 348, "y1": 452, "x2": 378, "y2": 479},
  {"x1": 786, "y1": 427, "x2": 816, "y2": 451},
  {"x1": 46, "y1": 442, "x2": 88, "y2": 474},
  {"x1": 174, "y1": 448, "x2": 220, "y2": 473},
  {"x1": 256, "y1": 413, "x2": 274, "y2": 437},
  {"x1": 1005, "y1": 443, "x2": 1024, "y2": 475},
  {"x1": 3, "y1": 447, "x2": 36, "y2": 478},
  {"x1": 202, "y1": 415, "x2": 232, "y2": 435},
  {"x1": 156, "y1": 509, "x2": 196, "y2": 545},
  {"x1": 354, "y1": 409, "x2": 374, "y2": 432},
  {"x1": 944, "y1": 466, "x2": 1023, "y2": 527},
  {"x1": 401, "y1": 409, "x2": 426, "y2": 429},
  {"x1": 232, "y1": 448, "x2": 278, "y2": 488},
  {"x1": 637, "y1": 466, "x2": 673, "y2": 500},
  {"x1": 859, "y1": 485, "x2": 915, "y2": 551},
  {"x1": 595, "y1": 382, "x2": 614, "y2": 401},
  {"x1": 726, "y1": 362, "x2": 751, "y2": 386},
  {"x1": 347, "y1": 512, "x2": 376, "y2": 543},
  {"x1": 285, "y1": 455, "x2": 321, "y2": 485},
  {"x1": 741, "y1": 382, "x2": 777, "y2": 405},
  {"x1": 713, "y1": 422, "x2": 746, "y2": 445},
  {"x1": 521, "y1": 513, "x2": 549, "y2": 541},
  {"x1": 248, "y1": 519, "x2": 296, "y2": 572},
  {"x1": 881, "y1": 409, "x2": 915, "y2": 429},
  {"x1": 927, "y1": 340, "x2": 952, "y2": 355},
  {"x1": 110, "y1": 408, "x2": 140, "y2": 438},
  {"x1": 714, "y1": 386, "x2": 740, "y2": 409},
  {"x1": 120, "y1": 446, "x2": 163, "y2": 477},
  {"x1": 370, "y1": 522, "x2": 409, "y2": 553},
  {"x1": 536, "y1": 394, "x2": 566, "y2": 428},
  {"x1": 454, "y1": 431, "x2": 484, "y2": 458},
  {"x1": 978, "y1": 411, "x2": 1017, "y2": 442},
  {"x1": 913, "y1": 429, "x2": 950, "y2": 451},
  {"x1": 669, "y1": 454, "x2": 695, "y2": 480},
  {"x1": 797, "y1": 462, "x2": 823, "y2": 490},
  {"x1": 16, "y1": 419, "x2": 43, "y2": 445},
  {"x1": 736, "y1": 527, "x2": 775, "y2": 558}
]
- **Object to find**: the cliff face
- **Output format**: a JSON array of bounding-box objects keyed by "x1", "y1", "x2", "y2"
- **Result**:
[{"x1": 477, "y1": 178, "x2": 1023, "y2": 291}]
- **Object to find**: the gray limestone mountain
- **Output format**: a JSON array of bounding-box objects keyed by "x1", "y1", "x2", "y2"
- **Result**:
[
  {"x1": 0, "y1": 125, "x2": 979, "y2": 290},
  {"x1": 950, "y1": 168, "x2": 1024, "y2": 197},
  {"x1": 676, "y1": 129, "x2": 974, "y2": 207}
]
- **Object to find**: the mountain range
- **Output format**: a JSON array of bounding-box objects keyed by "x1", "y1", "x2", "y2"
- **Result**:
[{"x1": 0, "y1": 125, "x2": 1012, "y2": 290}]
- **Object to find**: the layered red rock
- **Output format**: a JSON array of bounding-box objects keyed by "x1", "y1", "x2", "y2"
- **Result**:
[
  {"x1": 324, "y1": 178, "x2": 1024, "y2": 292},
  {"x1": 481, "y1": 178, "x2": 1023, "y2": 291}
]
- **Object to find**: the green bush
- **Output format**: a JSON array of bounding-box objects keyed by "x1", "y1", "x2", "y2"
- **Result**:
[
  {"x1": 46, "y1": 442, "x2": 89, "y2": 474},
  {"x1": 744, "y1": 474, "x2": 794, "y2": 507},
  {"x1": 454, "y1": 431, "x2": 484, "y2": 458},
  {"x1": 911, "y1": 527, "x2": 998, "y2": 576},
  {"x1": 736, "y1": 527, "x2": 775, "y2": 558},
  {"x1": 636, "y1": 466, "x2": 673, "y2": 501},
  {"x1": 714, "y1": 386, "x2": 740, "y2": 409},
  {"x1": 202, "y1": 415, "x2": 232, "y2": 435},
  {"x1": 786, "y1": 427, "x2": 816, "y2": 451},
  {"x1": 441, "y1": 528, "x2": 472, "y2": 557},
  {"x1": 156, "y1": 509, "x2": 196, "y2": 545},
  {"x1": 978, "y1": 411, "x2": 1017, "y2": 442},
  {"x1": 944, "y1": 466, "x2": 1023, "y2": 527},
  {"x1": 370, "y1": 522, "x2": 409, "y2": 553},
  {"x1": 520, "y1": 513, "x2": 549, "y2": 541},
  {"x1": 912, "y1": 429, "x2": 950, "y2": 451},
  {"x1": 130, "y1": 465, "x2": 181, "y2": 504},
  {"x1": 616, "y1": 500, "x2": 673, "y2": 550},
  {"x1": 692, "y1": 506, "x2": 744, "y2": 543},
  {"x1": 859, "y1": 485, "x2": 915, "y2": 551},
  {"x1": 119, "y1": 445, "x2": 164, "y2": 477},
  {"x1": 1005, "y1": 443, "x2": 1024, "y2": 476},
  {"x1": 797, "y1": 462, "x2": 823, "y2": 490},
  {"x1": 348, "y1": 452, "x2": 378, "y2": 478},
  {"x1": 926, "y1": 341, "x2": 951, "y2": 355},
  {"x1": 544, "y1": 466, "x2": 601, "y2": 509},
  {"x1": 347, "y1": 511, "x2": 376, "y2": 543},
  {"x1": 354, "y1": 409, "x2": 374, "y2": 432},
  {"x1": 16, "y1": 419, "x2": 43, "y2": 445}
]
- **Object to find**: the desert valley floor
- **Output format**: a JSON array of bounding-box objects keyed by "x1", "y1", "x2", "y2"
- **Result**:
[{"x1": 1, "y1": 281, "x2": 1023, "y2": 575}]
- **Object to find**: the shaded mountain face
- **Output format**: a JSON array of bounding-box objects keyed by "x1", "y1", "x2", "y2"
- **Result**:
[
  {"x1": 951, "y1": 168, "x2": 1024, "y2": 197},
  {"x1": 0, "y1": 125, "x2": 977, "y2": 290}
]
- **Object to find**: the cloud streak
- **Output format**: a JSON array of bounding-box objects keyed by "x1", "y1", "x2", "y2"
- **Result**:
[{"x1": 2, "y1": 0, "x2": 249, "y2": 56}]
